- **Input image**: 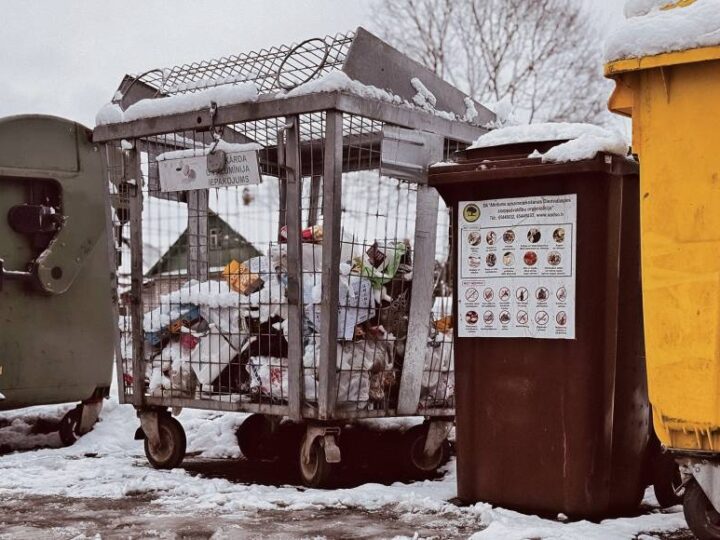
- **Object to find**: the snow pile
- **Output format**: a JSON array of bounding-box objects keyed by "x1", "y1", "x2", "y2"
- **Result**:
[
  {"x1": 0, "y1": 404, "x2": 73, "y2": 453},
  {"x1": 285, "y1": 70, "x2": 404, "y2": 106},
  {"x1": 469, "y1": 500, "x2": 687, "y2": 540},
  {"x1": 464, "y1": 97, "x2": 479, "y2": 123},
  {"x1": 469, "y1": 122, "x2": 629, "y2": 163},
  {"x1": 95, "y1": 82, "x2": 259, "y2": 126},
  {"x1": 156, "y1": 140, "x2": 263, "y2": 161},
  {"x1": 410, "y1": 77, "x2": 437, "y2": 109},
  {"x1": 0, "y1": 400, "x2": 688, "y2": 537},
  {"x1": 483, "y1": 96, "x2": 519, "y2": 129},
  {"x1": 606, "y1": 0, "x2": 720, "y2": 62},
  {"x1": 624, "y1": 0, "x2": 674, "y2": 17}
]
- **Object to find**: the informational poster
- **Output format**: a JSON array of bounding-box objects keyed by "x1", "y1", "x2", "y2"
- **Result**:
[
  {"x1": 458, "y1": 194, "x2": 577, "y2": 339},
  {"x1": 158, "y1": 150, "x2": 261, "y2": 192}
]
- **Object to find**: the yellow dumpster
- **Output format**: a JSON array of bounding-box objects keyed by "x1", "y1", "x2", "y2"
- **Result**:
[{"x1": 605, "y1": 1, "x2": 720, "y2": 535}]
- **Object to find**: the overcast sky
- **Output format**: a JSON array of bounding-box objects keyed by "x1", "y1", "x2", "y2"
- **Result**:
[{"x1": 0, "y1": 0, "x2": 627, "y2": 127}]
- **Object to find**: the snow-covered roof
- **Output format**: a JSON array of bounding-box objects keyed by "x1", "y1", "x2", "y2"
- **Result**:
[
  {"x1": 469, "y1": 123, "x2": 629, "y2": 164},
  {"x1": 605, "y1": 0, "x2": 720, "y2": 63}
]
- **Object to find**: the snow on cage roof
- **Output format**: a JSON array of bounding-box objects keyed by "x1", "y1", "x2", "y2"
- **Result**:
[
  {"x1": 96, "y1": 27, "x2": 493, "y2": 136},
  {"x1": 469, "y1": 123, "x2": 629, "y2": 163},
  {"x1": 605, "y1": 0, "x2": 720, "y2": 63}
]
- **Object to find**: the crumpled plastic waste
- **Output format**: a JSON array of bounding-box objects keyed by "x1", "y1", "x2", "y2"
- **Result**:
[
  {"x1": 355, "y1": 240, "x2": 407, "y2": 290},
  {"x1": 420, "y1": 331, "x2": 455, "y2": 407},
  {"x1": 279, "y1": 224, "x2": 323, "y2": 243}
]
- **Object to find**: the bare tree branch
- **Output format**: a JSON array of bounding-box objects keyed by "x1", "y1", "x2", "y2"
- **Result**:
[{"x1": 371, "y1": 0, "x2": 613, "y2": 125}]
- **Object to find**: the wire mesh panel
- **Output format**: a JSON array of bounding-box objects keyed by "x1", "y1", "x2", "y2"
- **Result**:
[
  {"x1": 121, "y1": 33, "x2": 354, "y2": 99},
  {"x1": 110, "y1": 108, "x2": 456, "y2": 418}
]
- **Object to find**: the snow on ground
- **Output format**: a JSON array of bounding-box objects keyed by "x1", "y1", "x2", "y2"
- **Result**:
[
  {"x1": 469, "y1": 123, "x2": 629, "y2": 163},
  {"x1": 606, "y1": 0, "x2": 720, "y2": 62},
  {"x1": 0, "y1": 398, "x2": 688, "y2": 538}
]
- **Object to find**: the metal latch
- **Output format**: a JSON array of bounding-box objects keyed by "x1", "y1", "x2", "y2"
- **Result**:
[
  {"x1": 206, "y1": 101, "x2": 227, "y2": 173},
  {"x1": 206, "y1": 149, "x2": 226, "y2": 173},
  {"x1": 8, "y1": 204, "x2": 64, "y2": 235},
  {"x1": 0, "y1": 258, "x2": 33, "y2": 292}
]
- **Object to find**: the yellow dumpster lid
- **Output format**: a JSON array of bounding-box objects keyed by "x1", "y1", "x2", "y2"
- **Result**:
[{"x1": 604, "y1": 0, "x2": 720, "y2": 76}]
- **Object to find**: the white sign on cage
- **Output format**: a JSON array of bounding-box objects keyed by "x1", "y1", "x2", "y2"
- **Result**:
[{"x1": 158, "y1": 150, "x2": 261, "y2": 192}]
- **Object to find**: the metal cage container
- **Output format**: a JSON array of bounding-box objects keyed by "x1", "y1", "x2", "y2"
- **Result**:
[{"x1": 95, "y1": 28, "x2": 492, "y2": 486}]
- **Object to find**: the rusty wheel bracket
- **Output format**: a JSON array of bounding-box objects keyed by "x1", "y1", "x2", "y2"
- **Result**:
[
  {"x1": 301, "y1": 425, "x2": 341, "y2": 465},
  {"x1": 423, "y1": 419, "x2": 453, "y2": 458},
  {"x1": 139, "y1": 410, "x2": 162, "y2": 452}
]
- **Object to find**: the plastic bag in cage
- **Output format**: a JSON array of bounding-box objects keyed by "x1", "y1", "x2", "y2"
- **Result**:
[
  {"x1": 269, "y1": 243, "x2": 323, "y2": 275},
  {"x1": 248, "y1": 338, "x2": 383, "y2": 406},
  {"x1": 356, "y1": 240, "x2": 408, "y2": 289},
  {"x1": 304, "y1": 274, "x2": 375, "y2": 340},
  {"x1": 279, "y1": 224, "x2": 323, "y2": 243},
  {"x1": 143, "y1": 303, "x2": 201, "y2": 349},
  {"x1": 303, "y1": 336, "x2": 391, "y2": 405},
  {"x1": 188, "y1": 327, "x2": 240, "y2": 388},
  {"x1": 246, "y1": 356, "x2": 317, "y2": 401},
  {"x1": 420, "y1": 333, "x2": 455, "y2": 407},
  {"x1": 148, "y1": 339, "x2": 198, "y2": 398}
]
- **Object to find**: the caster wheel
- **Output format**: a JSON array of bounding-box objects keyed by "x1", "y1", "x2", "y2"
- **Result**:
[
  {"x1": 299, "y1": 438, "x2": 336, "y2": 489},
  {"x1": 684, "y1": 479, "x2": 720, "y2": 540},
  {"x1": 144, "y1": 415, "x2": 186, "y2": 470},
  {"x1": 404, "y1": 424, "x2": 450, "y2": 477},
  {"x1": 237, "y1": 414, "x2": 277, "y2": 461},
  {"x1": 59, "y1": 406, "x2": 82, "y2": 447},
  {"x1": 653, "y1": 453, "x2": 683, "y2": 508}
]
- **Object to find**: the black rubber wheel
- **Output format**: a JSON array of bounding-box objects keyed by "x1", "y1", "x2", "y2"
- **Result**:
[
  {"x1": 404, "y1": 424, "x2": 450, "y2": 477},
  {"x1": 653, "y1": 453, "x2": 683, "y2": 508},
  {"x1": 299, "y1": 438, "x2": 336, "y2": 489},
  {"x1": 684, "y1": 479, "x2": 720, "y2": 540},
  {"x1": 237, "y1": 414, "x2": 277, "y2": 461},
  {"x1": 58, "y1": 406, "x2": 82, "y2": 447},
  {"x1": 144, "y1": 415, "x2": 186, "y2": 470}
]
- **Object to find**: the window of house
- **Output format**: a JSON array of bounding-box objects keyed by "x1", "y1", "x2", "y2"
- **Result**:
[{"x1": 209, "y1": 227, "x2": 221, "y2": 249}]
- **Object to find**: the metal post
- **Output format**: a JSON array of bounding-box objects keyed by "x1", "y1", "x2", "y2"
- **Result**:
[
  {"x1": 284, "y1": 116, "x2": 304, "y2": 421},
  {"x1": 318, "y1": 111, "x2": 343, "y2": 420},
  {"x1": 105, "y1": 144, "x2": 126, "y2": 404},
  {"x1": 277, "y1": 129, "x2": 287, "y2": 231},
  {"x1": 126, "y1": 146, "x2": 146, "y2": 406},
  {"x1": 397, "y1": 185, "x2": 440, "y2": 415},
  {"x1": 307, "y1": 174, "x2": 322, "y2": 227}
]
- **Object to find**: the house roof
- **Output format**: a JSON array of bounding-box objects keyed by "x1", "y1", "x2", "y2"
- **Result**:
[{"x1": 144, "y1": 210, "x2": 260, "y2": 277}]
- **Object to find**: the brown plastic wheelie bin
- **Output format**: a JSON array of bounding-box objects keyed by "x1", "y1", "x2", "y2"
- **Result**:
[{"x1": 429, "y1": 139, "x2": 649, "y2": 519}]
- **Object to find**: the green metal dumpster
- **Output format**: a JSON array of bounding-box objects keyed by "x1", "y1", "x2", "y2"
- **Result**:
[
  {"x1": 0, "y1": 115, "x2": 117, "y2": 444},
  {"x1": 429, "y1": 133, "x2": 650, "y2": 519}
]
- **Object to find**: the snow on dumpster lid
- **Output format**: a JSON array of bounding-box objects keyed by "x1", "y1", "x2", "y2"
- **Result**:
[
  {"x1": 468, "y1": 123, "x2": 629, "y2": 164},
  {"x1": 605, "y1": 0, "x2": 720, "y2": 63}
]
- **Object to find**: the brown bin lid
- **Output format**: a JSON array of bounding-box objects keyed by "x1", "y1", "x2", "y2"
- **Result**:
[{"x1": 429, "y1": 140, "x2": 638, "y2": 188}]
